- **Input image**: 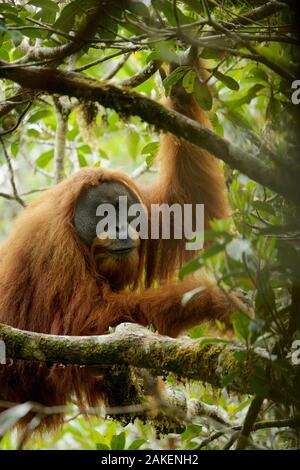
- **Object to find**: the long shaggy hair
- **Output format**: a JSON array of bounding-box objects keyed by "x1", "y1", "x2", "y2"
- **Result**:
[{"x1": 0, "y1": 92, "x2": 230, "y2": 431}]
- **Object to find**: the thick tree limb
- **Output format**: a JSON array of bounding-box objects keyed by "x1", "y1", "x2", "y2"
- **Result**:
[
  {"x1": 0, "y1": 322, "x2": 299, "y2": 406},
  {"x1": 0, "y1": 65, "x2": 298, "y2": 204},
  {"x1": 235, "y1": 396, "x2": 264, "y2": 450}
]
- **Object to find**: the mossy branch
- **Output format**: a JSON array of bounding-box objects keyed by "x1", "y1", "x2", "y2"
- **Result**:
[
  {"x1": 0, "y1": 65, "x2": 299, "y2": 204},
  {"x1": 0, "y1": 322, "x2": 298, "y2": 406}
]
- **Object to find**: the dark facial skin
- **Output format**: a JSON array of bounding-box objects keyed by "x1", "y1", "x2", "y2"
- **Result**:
[{"x1": 74, "y1": 181, "x2": 140, "y2": 255}]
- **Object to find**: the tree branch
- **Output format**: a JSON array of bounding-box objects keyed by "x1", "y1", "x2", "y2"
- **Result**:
[
  {"x1": 53, "y1": 98, "x2": 70, "y2": 183},
  {"x1": 0, "y1": 65, "x2": 298, "y2": 204},
  {"x1": 0, "y1": 137, "x2": 25, "y2": 207},
  {"x1": 17, "y1": 2, "x2": 106, "y2": 64},
  {"x1": 235, "y1": 396, "x2": 264, "y2": 450},
  {"x1": 0, "y1": 322, "x2": 299, "y2": 406},
  {"x1": 120, "y1": 60, "x2": 162, "y2": 88}
]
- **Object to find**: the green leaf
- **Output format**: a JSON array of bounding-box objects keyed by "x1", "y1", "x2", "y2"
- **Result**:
[
  {"x1": 200, "y1": 242, "x2": 226, "y2": 259},
  {"x1": 181, "y1": 424, "x2": 202, "y2": 441},
  {"x1": 163, "y1": 66, "x2": 189, "y2": 96},
  {"x1": 266, "y1": 97, "x2": 281, "y2": 120},
  {"x1": 231, "y1": 312, "x2": 250, "y2": 342},
  {"x1": 9, "y1": 30, "x2": 23, "y2": 46},
  {"x1": 28, "y1": 109, "x2": 51, "y2": 123},
  {"x1": 127, "y1": 128, "x2": 140, "y2": 160},
  {"x1": 252, "y1": 200, "x2": 275, "y2": 215},
  {"x1": 99, "y1": 148, "x2": 108, "y2": 160},
  {"x1": 142, "y1": 142, "x2": 159, "y2": 167},
  {"x1": 110, "y1": 432, "x2": 126, "y2": 450},
  {"x1": 98, "y1": 15, "x2": 119, "y2": 40},
  {"x1": 213, "y1": 70, "x2": 239, "y2": 91},
  {"x1": 188, "y1": 324, "x2": 209, "y2": 339},
  {"x1": 35, "y1": 149, "x2": 54, "y2": 168},
  {"x1": 154, "y1": 0, "x2": 193, "y2": 26},
  {"x1": 125, "y1": 1, "x2": 149, "y2": 17},
  {"x1": 182, "y1": 69, "x2": 196, "y2": 93},
  {"x1": 200, "y1": 48, "x2": 223, "y2": 60},
  {"x1": 127, "y1": 438, "x2": 146, "y2": 450},
  {"x1": 29, "y1": 0, "x2": 59, "y2": 22},
  {"x1": 146, "y1": 51, "x2": 161, "y2": 63},
  {"x1": 248, "y1": 67, "x2": 268, "y2": 84},
  {"x1": 28, "y1": 0, "x2": 59, "y2": 12},
  {"x1": 179, "y1": 257, "x2": 202, "y2": 280},
  {"x1": 210, "y1": 114, "x2": 224, "y2": 136},
  {"x1": 78, "y1": 152, "x2": 88, "y2": 167},
  {"x1": 229, "y1": 84, "x2": 264, "y2": 109},
  {"x1": 11, "y1": 143, "x2": 18, "y2": 157},
  {"x1": 221, "y1": 370, "x2": 239, "y2": 387},
  {"x1": 96, "y1": 443, "x2": 110, "y2": 450},
  {"x1": 54, "y1": 2, "x2": 81, "y2": 32},
  {"x1": 193, "y1": 78, "x2": 212, "y2": 111},
  {"x1": 142, "y1": 141, "x2": 159, "y2": 156},
  {"x1": 250, "y1": 366, "x2": 270, "y2": 396}
]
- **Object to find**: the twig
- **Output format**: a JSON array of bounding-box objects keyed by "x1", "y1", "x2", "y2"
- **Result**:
[
  {"x1": 131, "y1": 162, "x2": 150, "y2": 179},
  {"x1": 102, "y1": 52, "x2": 132, "y2": 80},
  {"x1": 0, "y1": 88, "x2": 35, "y2": 118},
  {"x1": 74, "y1": 48, "x2": 138, "y2": 73},
  {"x1": 0, "y1": 137, "x2": 25, "y2": 207},
  {"x1": 0, "y1": 101, "x2": 32, "y2": 137},
  {"x1": 198, "y1": 414, "x2": 300, "y2": 449},
  {"x1": 17, "y1": 3, "x2": 106, "y2": 64},
  {"x1": 53, "y1": 98, "x2": 70, "y2": 183},
  {"x1": 120, "y1": 60, "x2": 162, "y2": 88},
  {"x1": 223, "y1": 431, "x2": 239, "y2": 450}
]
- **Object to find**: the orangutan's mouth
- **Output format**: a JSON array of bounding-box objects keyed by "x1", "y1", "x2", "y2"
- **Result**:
[{"x1": 108, "y1": 246, "x2": 136, "y2": 255}]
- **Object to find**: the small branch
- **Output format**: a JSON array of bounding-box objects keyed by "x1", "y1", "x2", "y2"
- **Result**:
[
  {"x1": 53, "y1": 98, "x2": 70, "y2": 183},
  {"x1": 198, "y1": 414, "x2": 300, "y2": 449},
  {"x1": 17, "y1": 3, "x2": 106, "y2": 64},
  {"x1": 120, "y1": 60, "x2": 162, "y2": 88},
  {"x1": 207, "y1": 16, "x2": 295, "y2": 83},
  {"x1": 0, "y1": 137, "x2": 25, "y2": 207},
  {"x1": 0, "y1": 88, "x2": 35, "y2": 118},
  {"x1": 0, "y1": 101, "x2": 32, "y2": 137},
  {"x1": 102, "y1": 52, "x2": 132, "y2": 80},
  {"x1": 235, "y1": 396, "x2": 264, "y2": 450},
  {"x1": 0, "y1": 192, "x2": 16, "y2": 202},
  {"x1": 74, "y1": 48, "x2": 138, "y2": 73},
  {"x1": 0, "y1": 188, "x2": 48, "y2": 204},
  {"x1": 131, "y1": 162, "x2": 150, "y2": 179}
]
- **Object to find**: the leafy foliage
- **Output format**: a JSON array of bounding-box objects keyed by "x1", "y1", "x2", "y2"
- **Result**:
[{"x1": 0, "y1": 0, "x2": 299, "y2": 451}]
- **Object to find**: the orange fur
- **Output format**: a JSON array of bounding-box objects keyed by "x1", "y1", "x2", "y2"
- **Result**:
[{"x1": 0, "y1": 83, "x2": 232, "y2": 431}]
